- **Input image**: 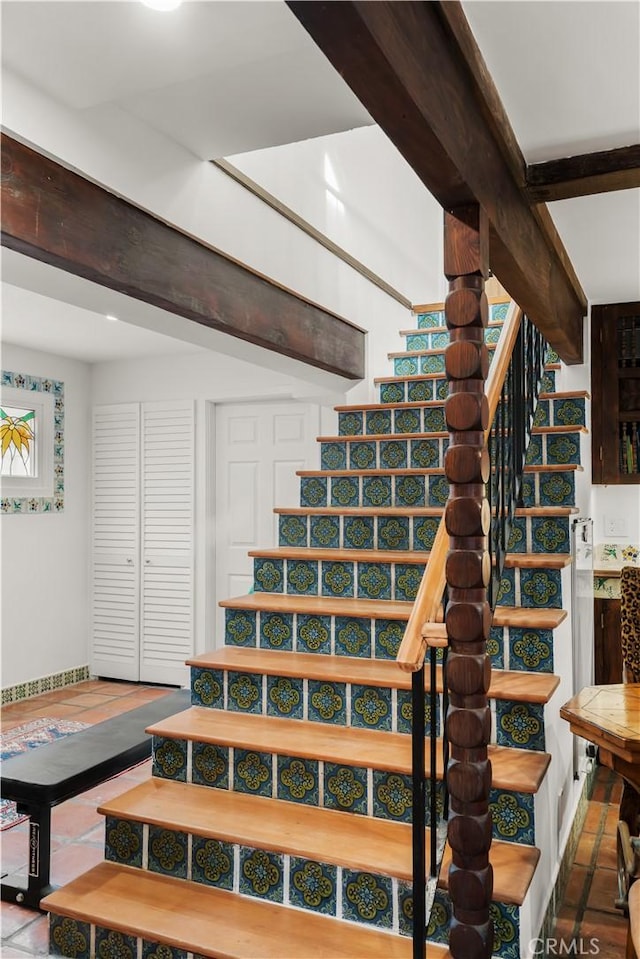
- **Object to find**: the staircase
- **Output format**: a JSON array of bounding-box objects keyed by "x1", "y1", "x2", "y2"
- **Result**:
[{"x1": 43, "y1": 300, "x2": 588, "y2": 959}]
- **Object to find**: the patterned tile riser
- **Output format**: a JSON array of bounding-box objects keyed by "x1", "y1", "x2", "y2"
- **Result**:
[
  {"x1": 302, "y1": 471, "x2": 450, "y2": 511},
  {"x1": 225, "y1": 608, "x2": 411, "y2": 658},
  {"x1": 507, "y1": 516, "x2": 570, "y2": 554},
  {"x1": 488, "y1": 626, "x2": 554, "y2": 673},
  {"x1": 336, "y1": 405, "x2": 447, "y2": 437},
  {"x1": 280, "y1": 512, "x2": 442, "y2": 552},
  {"x1": 316, "y1": 438, "x2": 449, "y2": 477},
  {"x1": 415, "y1": 303, "x2": 507, "y2": 329},
  {"x1": 253, "y1": 557, "x2": 426, "y2": 602},
  {"x1": 495, "y1": 566, "x2": 563, "y2": 609},
  {"x1": 62, "y1": 848, "x2": 430, "y2": 940},
  {"x1": 532, "y1": 396, "x2": 586, "y2": 429},
  {"x1": 49, "y1": 917, "x2": 192, "y2": 959},
  {"x1": 428, "y1": 890, "x2": 521, "y2": 959},
  {"x1": 403, "y1": 323, "x2": 501, "y2": 353},
  {"x1": 378, "y1": 367, "x2": 556, "y2": 405},
  {"x1": 520, "y1": 470, "x2": 576, "y2": 508},
  {"x1": 191, "y1": 666, "x2": 440, "y2": 734},
  {"x1": 150, "y1": 738, "x2": 446, "y2": 826},
  {"x1": 524, "y1": 431, "x2": 583, "y2": 466}
]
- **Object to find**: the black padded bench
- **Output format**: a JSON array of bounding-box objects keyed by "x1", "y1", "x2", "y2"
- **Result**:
[{"x1": 0, "y1": 688, "x2": 190, "y2": 910}]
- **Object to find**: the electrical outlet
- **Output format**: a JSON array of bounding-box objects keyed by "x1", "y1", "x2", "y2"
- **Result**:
[{"x1": 604, "y1": 516, "x2": 627, "y2": 537}]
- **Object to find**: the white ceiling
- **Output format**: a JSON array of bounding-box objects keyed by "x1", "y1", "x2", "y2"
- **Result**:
[
  {"x1": 1, "y1": 0, "x2": 639, "y2": 364},
  {"x1": 462, "y1": 0, "x2": 640, "y2": 305},
  {"x1": 1, "y1": 0, "x2": 373, "y2": 159}
]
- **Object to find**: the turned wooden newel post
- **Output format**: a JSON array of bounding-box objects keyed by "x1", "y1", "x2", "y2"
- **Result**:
[{"x1": 443, "y1": 205, "x2": 493, "y2": 959}]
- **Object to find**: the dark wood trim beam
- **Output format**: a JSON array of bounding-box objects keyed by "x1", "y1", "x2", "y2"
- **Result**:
[
  {"x1": 0, "y1": 134, "x2": 365, "y2": 380},
  {"x1": 288, "y1": 0, "x2": 586, "y2": 364},
  {"x1": 526, "y1": 145, "x2": 640, "y2": 202}
]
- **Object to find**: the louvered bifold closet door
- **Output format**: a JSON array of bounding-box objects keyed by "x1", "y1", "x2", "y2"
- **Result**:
[
  {"x1": 91, "y1": 404, "x2": 141, "y2": 681},
  {"x1": 140, "y1": 402, "x2": 194, "y2": 685}
]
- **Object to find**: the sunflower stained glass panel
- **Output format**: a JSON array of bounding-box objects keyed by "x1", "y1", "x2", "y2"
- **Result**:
[{"x1": 1, "y1": 405, "x2": 36, "y2": 477}]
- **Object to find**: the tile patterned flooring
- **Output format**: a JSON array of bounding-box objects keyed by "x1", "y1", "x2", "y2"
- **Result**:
[{"x1": 0, "y1": 681, "x2": 631, "y2": 958}]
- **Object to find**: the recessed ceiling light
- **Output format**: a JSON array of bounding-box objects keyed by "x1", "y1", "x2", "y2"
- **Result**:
[
  {"x1": 141, "y1": 0, "x2": 183, "y2": 11},
  {"x1": 105, "y1": 315, "x2": 119, "y2": 322}
]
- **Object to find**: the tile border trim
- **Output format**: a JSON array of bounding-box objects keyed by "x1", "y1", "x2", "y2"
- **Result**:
[{"x1": 1, "y1": 664, "x2": 91, "y2": 704}]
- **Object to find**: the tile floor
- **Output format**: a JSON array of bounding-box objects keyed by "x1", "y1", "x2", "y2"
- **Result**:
[{"x1": 0, "y1": 680, "x2": 632, "y2": 958}]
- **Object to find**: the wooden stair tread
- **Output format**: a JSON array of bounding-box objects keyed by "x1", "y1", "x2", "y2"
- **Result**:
[
  {"x1": 388, "y1": 344, "x2": 497, "y2": 359},
  {"x1": 318, "y1": 432, "x2": 448, "y2": 442},
  {"x1": 221, "y1": 592, "x2": 568, "y2": 630},
  {"x1": 412, "y1": 297, "x2": 509, "y2": 313},
  {"x1": 41, "y1": 861, "x2": 414, "y2": 959},
  {"x1": 249, "y1": 546, "x2": 571, "y2": 569},
  {"x1": 493, "y1": 606, "x2": 567, "y2": 629},
  {"x1": 147, "y1": 702, "x2": 550, "y2": 789},
  {"x1": 532, "y1": 425, "x2": 588, "y2": 434},
  {"x1": 250, "y1": 546, "x2": 430, "y2": 564},
  {"x1": 440, "y1": 842, "x2": 539, "y2": 906},
  {"x1": 100, "y1": 779, "x2": 544, "y2": 897},
  {"x1": 374, "y1": 372, "x2": 451, "y2": 385},
  {"x1": 297, "y1": 468, "x2": 443, "y2": 477},
  {"x1": 399, "y1": 319, "x2": 503, "y2": 336},
  {"x1": 539, "y1": 390, "x2": 589, "y2": 400},
  {"x1": 276, "y1": 505, "x2": 578, "y2": 517},
  {"x1": 100, "y1": 779, "x2": 416, "y2": 880},
  {"x1": 335, "y1": 400, "x2": 444, "y2": 412},
  {"x1": 275, "y1": 505, "x2": 444, "y2": 516},
  {"x1": 220, "y1": 592, "x2": 414, "y2": 620},
  {"x1": 188, "y1": 648, "x2": 559, "y2": 706}
]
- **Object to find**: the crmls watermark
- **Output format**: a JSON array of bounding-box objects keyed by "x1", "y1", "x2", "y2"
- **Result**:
[{"x1": 528, "y1": 938, "x2": 600, "y2": 957}]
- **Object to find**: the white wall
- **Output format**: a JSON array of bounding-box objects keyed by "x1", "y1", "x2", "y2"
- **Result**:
[
  {"x1": 229, "y1": 126, "x2": 445, "y2": 306},
  {"x1": 1, "y1": 343, "x2": 91, "y2": 688}
]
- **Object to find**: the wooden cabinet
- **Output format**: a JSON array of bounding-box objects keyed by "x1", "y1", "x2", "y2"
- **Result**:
[
  {"x1": 591, "y1": 301, "x2": 640, "y2": 483},
  {"x1": 594, "y1": 596, "x2": 622, "y2": 685}
]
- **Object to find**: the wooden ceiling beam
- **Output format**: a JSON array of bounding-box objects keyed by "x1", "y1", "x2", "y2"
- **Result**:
[
  {"x1": 0, "y1": 134, "x2": 365, "y2": 380},
  {"x1": 288, "y1": 0, "x2": 586, "y2": 364},
  {"x1": 526, "y1": 144, "x2": 640, "y2": 202}
]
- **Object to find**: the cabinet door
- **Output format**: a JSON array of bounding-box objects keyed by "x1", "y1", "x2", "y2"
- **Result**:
[
  {"x1": 91, "y1": 404, "x2": 141, "y2": 681},
  {"x1": 594, "y1": 597, "x2": 622, "y2": 685},
  {"x1": 140, "y1": 402, "x2": 194, "y2": 685}
]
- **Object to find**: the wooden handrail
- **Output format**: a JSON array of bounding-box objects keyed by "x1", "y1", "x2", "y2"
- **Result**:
[{"x1": 396, "y1": 299, "x2": 524, "y2": 672}]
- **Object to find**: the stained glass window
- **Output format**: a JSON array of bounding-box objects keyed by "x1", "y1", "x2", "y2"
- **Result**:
[{"x1": 1, "y1": 405, "x2": 37, "y2": 477}]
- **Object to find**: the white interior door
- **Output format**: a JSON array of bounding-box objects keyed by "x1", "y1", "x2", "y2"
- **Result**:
[
  {"x1": 140, "y1": 402, "x2": 194, "y2": 686},
  {"x1": 214, "y1": 401, "x2": 320, "y2": 643},
  {"x1": 91, "y1": 404, "x2": 141, "y2": 681}
]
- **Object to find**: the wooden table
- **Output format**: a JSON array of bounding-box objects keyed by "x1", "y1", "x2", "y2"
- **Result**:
[{"x1": 561, "y1": 684, "x2": 640, "y2": 830}]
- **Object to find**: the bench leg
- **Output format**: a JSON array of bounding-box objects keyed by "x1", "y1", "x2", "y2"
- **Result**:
[{"x1": 1, "y1": 803, "x2": 54, "y2": 911}]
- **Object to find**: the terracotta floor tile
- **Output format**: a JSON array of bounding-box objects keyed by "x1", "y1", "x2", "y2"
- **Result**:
[
  {"x1": 0, "y1": 901, "x2": 38, "y2": 938},
  {"x1": 562, "y1": 864, "x2": 591, "y2": 907},
  {"x1": 604, "y1": 802, "x2": 622, "y2": 837},
  {"x1": 51, "y1": 800, "x2": 103, "y2": 840},
  {"x1": 579, "y1": 908, "x2": 628, "y2": 956},
  {"x1": 128, "y1": 686, "x2": 182, "y2": 701},
  {"x1": 58, "y1": 692, "x2": 116, "y2": 708},
  {"x1": 611, "y1": 780, "x2": 624, "y2": 804},
  {"x1": 591, "y1": 781, "x2": 609, "y2": 803},
  {"x1": 598, "y1": 833, "x2": 618, "y2": 871},
  {"x1": 574, "y1": 831, "x2": 597, "y2": 866},
  {"x1": 586, "y1": 867, "x2": 620, "y2": 915},
  {"x1": 50, "y1": 841, "x2": 104, "y2": 886},
  {"x1": 74, "y1": 699, "x2": 146, "y2": 723},
  {"x1": 23, "y1": 704, "x2": 88, "y2": 719},
  {"x1": 583, "y1": 801, "x2": 606, "y2": 834},
  {"x1": 80, "y1": 769, "x2": 143, "y2": 804},
  {"x1": 9, "y1": 914, "x2": 50, "y2": 955}
]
